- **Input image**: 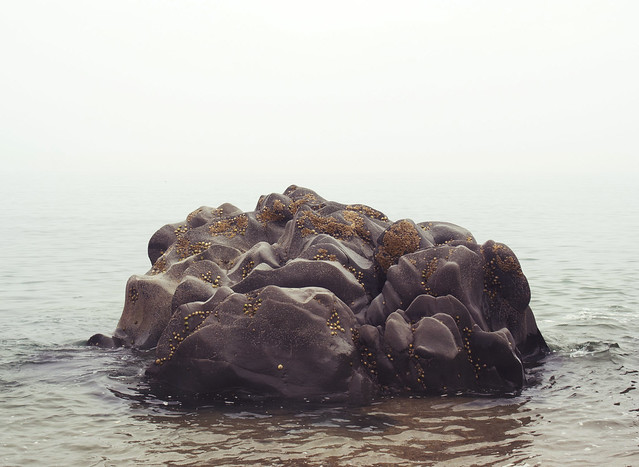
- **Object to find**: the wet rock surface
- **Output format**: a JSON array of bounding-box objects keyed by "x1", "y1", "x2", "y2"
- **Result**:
[{"x1": 89, "y1": 185, "x2": 548, "y2": 403}]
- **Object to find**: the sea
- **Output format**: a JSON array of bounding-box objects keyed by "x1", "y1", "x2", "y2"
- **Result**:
[{"x1": 1, "y1": 168, "x2": 637, "y2": 466}]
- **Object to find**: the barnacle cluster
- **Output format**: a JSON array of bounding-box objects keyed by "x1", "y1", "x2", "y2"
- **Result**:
[
  {"x1": 242, "y1": 295, "x2": 262, "y2": 317},
  {"x1": 421, "y1": 257, "x2": 440, "y2": 296},
  {"x1": 326, "y1": 308, "x2": 345, "y2": 336},
  {"x1": 312, "y1": 248, "x2": 338, "y2": 262},
  {"x1": 209, "y1": 214, "x2": 248, "y2": 238},
  {"x1": 201, "y1": 271, "x2": 221, "y2": 287},
  {"x1": 375, "y1": 220, "x2": 421, "y2": 271}
]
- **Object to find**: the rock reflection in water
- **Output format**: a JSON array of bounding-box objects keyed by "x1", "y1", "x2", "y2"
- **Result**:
[{"x1": 124, "y1": 396, "x2": 535, "y2": 466}]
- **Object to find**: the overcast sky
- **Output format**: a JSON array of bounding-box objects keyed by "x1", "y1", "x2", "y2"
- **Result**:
[{"x1": 1, "y1": 1, "x2": 637, "y2": 177}]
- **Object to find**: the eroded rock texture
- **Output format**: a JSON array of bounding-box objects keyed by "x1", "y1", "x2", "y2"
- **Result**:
[{"x1": 89, "y1": 185, "x2": 548, "y2": 403}]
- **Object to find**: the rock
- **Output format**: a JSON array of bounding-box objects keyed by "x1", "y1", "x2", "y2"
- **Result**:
[
  {"x1": 89, "y1": 185, "x2": 549, "y2": 403},
  {"x1": 146, "y1": 285, "x2": 373, "y2": 403}
]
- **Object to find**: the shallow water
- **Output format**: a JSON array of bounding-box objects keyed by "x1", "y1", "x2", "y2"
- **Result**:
[{"x1": 1, "y1": 171, "x2": 638, "y2": 466}]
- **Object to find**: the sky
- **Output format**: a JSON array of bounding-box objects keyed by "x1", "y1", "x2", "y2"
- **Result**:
[{"x1": 1, "y1": 1, "x2": 638, "y2": 178}]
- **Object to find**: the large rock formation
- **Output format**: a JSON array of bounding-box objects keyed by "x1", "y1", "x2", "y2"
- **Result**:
[{"x1": 89, "y1": 185, "x2": 548, "y2": 404}]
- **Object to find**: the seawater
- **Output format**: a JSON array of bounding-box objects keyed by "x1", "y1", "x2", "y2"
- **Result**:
[{"x1": 1, "y1": 170, "x2": 638, "y2": 466}]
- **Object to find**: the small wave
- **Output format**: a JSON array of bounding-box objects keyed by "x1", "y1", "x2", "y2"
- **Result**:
[{"x1": 568, "y1": 341, "x2": 620, "y2": 358}]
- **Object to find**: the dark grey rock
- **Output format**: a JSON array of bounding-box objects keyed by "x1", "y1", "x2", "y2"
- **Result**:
[{"x1": 90, "y1": 185, "x2": 549, "y2": 403}]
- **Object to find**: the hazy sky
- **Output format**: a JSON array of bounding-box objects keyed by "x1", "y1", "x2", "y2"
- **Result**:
[{"x1": 1, "y1": 1, "x2": 637, "y2": 177}]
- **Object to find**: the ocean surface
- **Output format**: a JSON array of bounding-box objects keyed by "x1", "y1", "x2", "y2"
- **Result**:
[{"x1": 1, "y1": 170, "x2": 638, "y2": 466}]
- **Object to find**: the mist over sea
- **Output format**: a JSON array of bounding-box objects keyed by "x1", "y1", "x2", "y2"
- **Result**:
[{"x1": 1, "y1": 169, "x2": 637, "y2": 466}]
